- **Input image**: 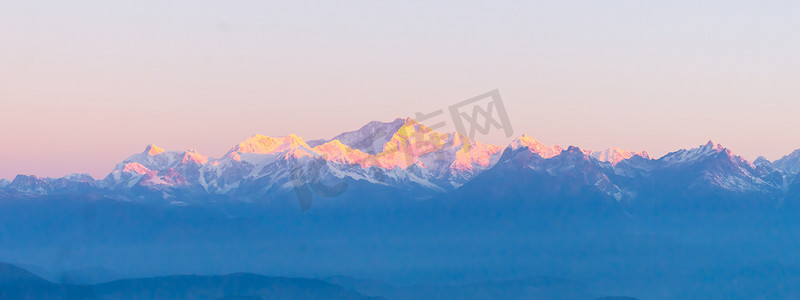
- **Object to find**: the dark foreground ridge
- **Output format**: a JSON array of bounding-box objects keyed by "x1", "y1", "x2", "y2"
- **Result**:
[
  {"x1": 0, "y1": 262, "x2": 639, "y2": 300},
  {"x1": 0, "y1": 262, "x2": 378, "y2": 300}
]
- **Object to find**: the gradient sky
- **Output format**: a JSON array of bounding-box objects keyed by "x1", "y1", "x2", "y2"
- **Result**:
[{"x1": 2, "y1": 1, "x2": 800, "y2": 179}]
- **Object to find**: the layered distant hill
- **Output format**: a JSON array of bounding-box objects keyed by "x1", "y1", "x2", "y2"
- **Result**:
[
  {"x1": 0, "y1": 262, "x2": 378, "y2": 300},
  {"x1": 0, "y1": 262, "x2": 640, "y2": 300}
]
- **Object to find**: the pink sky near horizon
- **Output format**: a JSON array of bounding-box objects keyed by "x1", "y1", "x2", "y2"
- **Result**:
[{"x1": 2, "y1": 1, "x2": 800, "y2": 180}]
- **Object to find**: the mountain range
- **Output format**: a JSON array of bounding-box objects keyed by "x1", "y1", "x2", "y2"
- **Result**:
[
  {"x1": 3, "y1": 117, "x2": 799, "y2": 209},
  {"x1": 4, "y1": 117, "x2": 800, "y2": 299}
]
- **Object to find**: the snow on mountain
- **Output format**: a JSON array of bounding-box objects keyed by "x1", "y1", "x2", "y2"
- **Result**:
[
  {"x1": 654, "y1": 141, "x2": 781, "y2": 193},
  {"x1": 204, "y1": 133, "x2": 370, "y2": 194},
  {"x1": 93, "y1": 122, "x2": 716, "y2": 198},
  {"x1": 105, "y1": 163, "x2": 155, "y2": 188},
  {"x1": 307, "y1": 119, "x2": 500, "y2": 190},
  {"x1": 227, "y1": 134, "x2": 315, "y2": 157},
  {"x1": 103, "y1": 145, "x2": 209, "y2": 189},
  {"x1": 0, "y1": 118, "x2": 647, "y2": 198},
  {"x1": 586, "y1": 148, "x2": 650, "y2": 166},
  {"x1": 127, "y1": 145, "x2": 179, "y2": 170},
  {"x1": 659, "y1": 141, "x2": 728, "y2": 166},
  {"x1": 63, "y1": 173, "x2": 95, "y2": 183},
  {"x1": 119, "y1": 118, "x2": 506, "y2": 196},
  {"x1": 250, "y1": 118, "x2": 504, "y2": 190},
  {"x1": 0, "y1": 179, "x2": 9, "y2": 189},
  {"x1": 509, "y1": 135, "x2": 564, "y2": 159},
  {"x1": 460, "y1": 143, "x2": 626, "y2": 202},
  {"x1": 353, "y1": 118, "x2": 504, "y2": 187},
  {"x1": 5, "y1": 174, "x2": 97, "y2": 195},
  {"x1": 754, "y1": 156, "x2": 772, "y2": 167},
  {"x1": 181, "y1": 149, "x2": 209, "y2": 165},
  {"x1": 312, "y1": 140, "x2": 372, "y2": 166},
  {"x1": 450, "y1": 140, "x2": 503, "y2": 173},
  {"x1": 198, "y1": 134, "x2": 327, "y2": 193},
  {"x1": 494, "y1": 139, "x2": 781, "y2": 200},
  {"x1": 313, "y1": 118, "x2": 407, "y2": 154},
  {"x1": 8, "y1": 175, "x2": 53, "y2": 194},
  {"x1": 218, "y1": 134, "x2": 318, "y2": 173},
  {"x1": 554, "y1": 146, "x2": 626, "y2": 201},
  {"x1": 6, "y1": 118, "x2": 796, "y2": 204},
  {"x1": 410, "y1": 131, "x2": 503, "y2": 186},
  {"x1": 369, "y1": 118, "x2": 452, "y2": 169},
  {"x1": 773, "y1": 149, "x2": 800, "y2": 175},
  {"x1": 509, "y1": 136, "x2": 646, "y2": 166}
]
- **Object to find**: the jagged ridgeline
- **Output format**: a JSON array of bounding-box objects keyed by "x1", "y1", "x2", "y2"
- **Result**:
[
  {"x1": 4, "y1": 117, "x2": 796, "y2": 207},
  {"x1": 3, "y1": 118, "x2": 800, "y2": 299}
]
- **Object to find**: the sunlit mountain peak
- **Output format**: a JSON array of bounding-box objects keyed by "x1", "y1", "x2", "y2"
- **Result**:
[{"x1": 144, "y1": 144, "x2": 165, "y2": 156}]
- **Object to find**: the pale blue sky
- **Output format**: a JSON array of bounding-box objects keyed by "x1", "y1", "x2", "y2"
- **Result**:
[{"x1": 2, "y1": 1, "x2": 800, "y2": 178}]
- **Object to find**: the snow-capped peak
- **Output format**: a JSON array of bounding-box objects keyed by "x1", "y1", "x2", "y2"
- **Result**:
[
  {"x1": 119, "y1": 145, "x2": 206, "y2": 171},
  {"x1": 314, "y1": 118, "x2": 408, "y2": 154},
  {"x1": 774, "y1": 148, "x2": 800, "y2": 175},
  {"x1": 63, "y1": 173, "x2": 95, "y2": 182},
  {"x1": 312, "y1": 139, "x2": 371, "y2": 165},
  {"x1": 122, "y1": 162, "x2": 151, "y2": 175},
  {"x1": 369, "y1": 118, "x2": 451, "y2": 169},
  {"x1": 660, "y1": 140, "x2": 731, "y2": 165},
  {"x1": 449, "y1": 139, "x2": 502, "y2": 172},
  {"x1": 509, "y1": 135, "x2": 564, "y2": 159},
  {"x1": 144, "y1": 144, "x2": 165, "y2": 156},
  {"x1": 100, "y1": 144, "x2": 213, "y2": 189},
  {"x1": 586, "y1": 148, "x2": 650, "y2": 166},
  {"x1": 181, "y1": 149, "x2": 209, "y2": 165},
  {"x1": 228, "y1": 134, "x2": 312, "y2": 155},
  {"x1": 754, "y1": 156, "x2": 772, "y2": 167},
  {"x1": 11, "y1": 115, "x2": 796, "y2": 203},
  {"x1": 705, "y1": 140, "x2": 724, "y2": 151}
]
